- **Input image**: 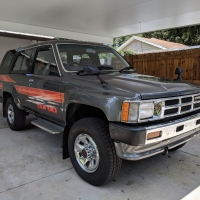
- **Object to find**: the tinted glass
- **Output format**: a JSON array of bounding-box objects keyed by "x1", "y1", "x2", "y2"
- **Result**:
[
  {"x1": 34, "y1": 47, "x2": 59, "y2": 76},
  {"x1": 1, "y1": 51, "x2": 15, "y2": 68},
  {"x1": 57, "y1": 44, "x2": 129, "y2": 71},
  {"x1": 0, "y1": 50, "x2": 16, "y2": 73},
  {"x1": 12, "y1": 49, "x2": 33, "y2": 72}
]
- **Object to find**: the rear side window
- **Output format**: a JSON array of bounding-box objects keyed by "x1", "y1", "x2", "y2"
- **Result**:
[
  {"x1": 12, "y1": 49, "x2": 33, "y2": 73},
  {"x1": 0, "y1": 50, "x2": 16, "y2": 73}
]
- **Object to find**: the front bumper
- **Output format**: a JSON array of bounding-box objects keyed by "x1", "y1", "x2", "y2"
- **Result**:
[{"x1": 109, "y1": 113, "x2": 200, "y2": 160}]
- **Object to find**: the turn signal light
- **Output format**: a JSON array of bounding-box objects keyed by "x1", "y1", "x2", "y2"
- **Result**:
[
  {"x1": 121, "y1": 102, "x2": 130, "y2": 122},
  {"x1": 147, "y1": 131, "x2": 161, "y2": 140}
]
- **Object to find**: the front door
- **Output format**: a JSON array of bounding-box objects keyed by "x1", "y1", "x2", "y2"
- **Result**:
[{"x1": 27, "y1": 45, "x2": 64, "y2": 123}]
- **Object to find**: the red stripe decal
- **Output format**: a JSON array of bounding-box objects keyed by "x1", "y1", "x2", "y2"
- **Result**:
[
  {"x1": 14, "y1": 85, "x2": 29, "y2": 96},
  {"x1": 14, "y1": 85, "x2": 21, "y2": 93},
  {"x1": 5, "y1": 76, "x2": 16, "y2": 83},
  {"x1": 14, "y1": 85, "x2": 64, "y2": 103},
  {"x1": 0, "y1": 75, "x2": 15, "y2": 83},
  {"x1": 0, "y1": 83, "x2": 3, "y2": 90},
  {"x1": 36, "y1": 103, "x2": 58, "y2": 114}
]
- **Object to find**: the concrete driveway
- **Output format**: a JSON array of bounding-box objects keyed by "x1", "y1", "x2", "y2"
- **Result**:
[{"x1": 0, "y1": 103, "x2": 200, "y2": 200}]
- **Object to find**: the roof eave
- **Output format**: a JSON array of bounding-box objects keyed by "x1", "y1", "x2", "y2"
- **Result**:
[{"x1": 117, "y1": 36, "x2": 167, "y2": 51}]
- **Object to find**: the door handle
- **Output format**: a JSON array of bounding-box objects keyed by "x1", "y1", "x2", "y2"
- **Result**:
[{"x1": 29, "y1": 79, "x2": 34, "y2": 86}]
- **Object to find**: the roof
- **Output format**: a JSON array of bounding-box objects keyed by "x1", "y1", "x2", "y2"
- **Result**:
[
  {"x1": 0, "y1": 0, "x2": 199, "y2": 45},
  {"x1": 0, "y1": 30, "x2": 54, "y2": 41},
  {"x1": 135, "y1": 44, "x2": 200, "y2": 54},
  {"x1": 117, "y1": 36, "x2": 188, "y2": 52},
  {"x1": 20, "y1": 40, "x2": 110, "y2": 50}
]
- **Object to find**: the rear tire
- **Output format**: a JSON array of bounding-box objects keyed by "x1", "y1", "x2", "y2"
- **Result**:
[
  {"x1": 68, "y1": 117, "x2": 122, "y2": 186},
  {"x1": 169, "y1": 143, "x2": 186, "y2": 151},
  {"x1": 6, "y1": 97, "x2": 26, "y2": 131}
]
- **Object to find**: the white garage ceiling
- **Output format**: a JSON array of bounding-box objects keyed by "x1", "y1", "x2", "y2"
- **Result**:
[{"x1": 0, "y1": 0, "x2": 200, "y2": 44}]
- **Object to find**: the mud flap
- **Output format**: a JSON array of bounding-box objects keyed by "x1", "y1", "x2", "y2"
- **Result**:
[{"x1": 62, "y1": 124, "x2": 71, "y2": 159}]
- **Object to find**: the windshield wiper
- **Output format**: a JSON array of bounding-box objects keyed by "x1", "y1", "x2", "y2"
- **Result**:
[
  {"x1": 119, "y1": 66, "x2": 136, "y2": 73},
  {"x1": 77, "y1": 65, "x2": 108, "y2": 87},
  {"x1": 98, "y1": 65, "x2": 113, "y2": 70}
]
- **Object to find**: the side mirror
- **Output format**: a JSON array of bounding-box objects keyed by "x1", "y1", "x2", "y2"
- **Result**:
[
  {"x1": 77, "y1": 64, "x2": 100, "y2": 75},
  {"x1": 174, "y1": 67, "x2": 183, "y2": 81},
  {"x1": 175, "y1": 67, "x2": 183, "y2": 75}
]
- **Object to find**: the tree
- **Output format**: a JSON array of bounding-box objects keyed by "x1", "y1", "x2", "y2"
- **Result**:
[
  {"x1": 142, "y1": 25, "x2": 200, "y2": 46},
  {"x1": 113, "y1": 35, "x2": 133, "y2": 48},
  {"x1": 114, "y1": 25, "x2": 200, "y2": 47}
]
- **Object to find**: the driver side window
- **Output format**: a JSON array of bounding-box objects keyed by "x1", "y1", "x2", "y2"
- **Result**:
[{"x1": 34, "y1": 46, "x2": 59, "y2": 76}]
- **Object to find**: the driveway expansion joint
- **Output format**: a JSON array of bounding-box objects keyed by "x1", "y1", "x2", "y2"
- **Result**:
[
  {"x1": 0, "y1": 167, "x2": 73, "y2": 194},
  {"x1": 180, "y1": 150, "x2": 200, "y2": 158}
]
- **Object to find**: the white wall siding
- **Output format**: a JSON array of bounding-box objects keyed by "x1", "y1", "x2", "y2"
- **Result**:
[{"x1": 124, "y1": 40, "x2": 161, "y2": 53}]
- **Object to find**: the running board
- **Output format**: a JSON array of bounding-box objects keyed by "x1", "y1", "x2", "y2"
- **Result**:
[{"x1": 31, "y1": 118, "x2": 64, "y2": 134}]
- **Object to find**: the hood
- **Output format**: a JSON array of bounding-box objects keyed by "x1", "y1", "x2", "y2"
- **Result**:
[{"x1": 102, "y1": 73, "x2": 200, "y2": 99}]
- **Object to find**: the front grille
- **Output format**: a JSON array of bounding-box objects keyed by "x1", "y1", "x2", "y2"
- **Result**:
[
  {"x1": 181, "y1": 105, "x2": 192, "y2": 112},
  {"x1": 163, "y1": 94, "x2": 200, "y2": 118},
  {"x1": 194, "y1": 103, "x2": 200, "y2": 109},
  {"x1": 182, "y1": 97, "x2": 192, "y2": 104},
  {"x1": 194, "y1": 95, "x2": 200, "y2": 101},
  {"x1": 165, "y1": 99, "x2": 179, "y2": 107},
  {"x1": 128, "y1": 93, "x2": 200, "y2": 123},
  {"x1": 164, "y1": 108, "x2": 179, "y2": 116}
]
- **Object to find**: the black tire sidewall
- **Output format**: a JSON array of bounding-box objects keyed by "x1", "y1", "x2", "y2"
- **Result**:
[
  {"x1": 68, "y1": 119, "x2": 113, "y2": 186},
  {"x1": 6, "y1": 97, "x2": 25, "y2": 131},
  {"x1": 6, "y1": 98, "x2": 15, "y2": 129}
]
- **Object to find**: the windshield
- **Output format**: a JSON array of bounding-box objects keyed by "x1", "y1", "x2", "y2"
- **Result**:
[{"x1": 57, "y1": 44, "x2": 129, "y2": 71}]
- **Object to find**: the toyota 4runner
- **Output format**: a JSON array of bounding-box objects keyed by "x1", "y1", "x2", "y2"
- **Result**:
[{"x1": 0, "y1": 40, "x2": 200, "y2": 186}]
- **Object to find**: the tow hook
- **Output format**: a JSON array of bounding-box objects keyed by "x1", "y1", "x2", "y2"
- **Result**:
[{"x1": 162, "y1": 147, "x2": 168, "y2": 155}]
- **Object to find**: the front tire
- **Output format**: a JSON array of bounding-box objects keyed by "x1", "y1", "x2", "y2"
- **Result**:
[
  {"x1": 68, "y1": 117, "x2": 122, "y2": 186},
  {"x1": 6, "y1": 97, "x2": 26, "y2": 131}
]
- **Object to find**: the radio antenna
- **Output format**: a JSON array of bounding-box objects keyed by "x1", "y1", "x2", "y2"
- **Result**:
[{"x1": 139, "y1": 22, "x2": 145, "y2": 75}]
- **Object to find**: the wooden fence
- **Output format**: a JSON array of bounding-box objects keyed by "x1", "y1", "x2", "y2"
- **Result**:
[{"x1": 124, "y1": 48, "x2": 200, "y2": 84}]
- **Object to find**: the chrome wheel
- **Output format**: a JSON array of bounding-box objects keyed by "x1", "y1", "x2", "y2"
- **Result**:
[
  {"x1": 8, "y1": 104, "x2": 14, "y2": 124},
  {"x1": 74, "y1": 133, "x2": 100, "y2": 173}
]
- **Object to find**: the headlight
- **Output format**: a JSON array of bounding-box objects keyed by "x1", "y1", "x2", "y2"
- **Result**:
[
  {"x1": 139, "y1": 102, "x2": 154, "y2": 119},
  {"x1": 121, "y1": 101, "x2": 154, "y2": 122},
  {"x1": 128, "y1": 103, "x2": 138, "y2": 121}
]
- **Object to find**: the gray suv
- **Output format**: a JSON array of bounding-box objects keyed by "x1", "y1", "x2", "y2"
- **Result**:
[{"x1": 0, "y1": 40, "x2": 200, "y2": 186}]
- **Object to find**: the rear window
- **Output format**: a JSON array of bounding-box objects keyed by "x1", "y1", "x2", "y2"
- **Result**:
[
  {"x1": 0, "y1": 50, "x2": 16, "y2": 73},
  {"x1": 11, "y1": 49, "x2": 33, "y2": 73}
]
